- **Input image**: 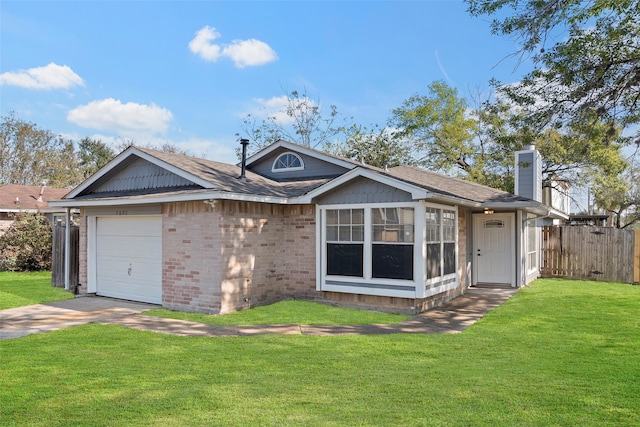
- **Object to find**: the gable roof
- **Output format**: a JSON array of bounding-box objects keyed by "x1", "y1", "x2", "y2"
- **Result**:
[
  {"x1": 54, "y1": 145, "x2": 333, "y2": 206},
  {"x1": 0, "y1": 184, "x2": 69, "y2": 212},
  {"x1": 244, "y1": 139, "x2": 362, "y2": 171},
  {"x1": 50, "y1": 141, "x2": 567, "y2": 219}
]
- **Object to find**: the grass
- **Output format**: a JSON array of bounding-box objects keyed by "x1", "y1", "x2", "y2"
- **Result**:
[
  {"x1": 1, "y1": 278, "x2": 639, "y2": 426},
  {"x1": 145, "y1": 300, "x2": 410, "y2": 326},
  {"x1": 0, "y1": 271, "x2": 74, "y2": 309}
]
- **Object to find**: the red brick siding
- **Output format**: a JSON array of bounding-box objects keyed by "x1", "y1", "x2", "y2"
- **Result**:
[{"x1": 162, "y1": 201, "x2": 222, "y2": 313}]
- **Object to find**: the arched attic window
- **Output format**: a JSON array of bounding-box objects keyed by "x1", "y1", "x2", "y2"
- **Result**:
[{"x1": 271, "y1": 152, "x2": 304, "y2": 172}]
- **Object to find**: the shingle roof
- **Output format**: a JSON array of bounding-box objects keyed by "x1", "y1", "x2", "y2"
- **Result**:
[
  {"x1": 0, "y1": 184, "x2": 69, "y2": 211},
  {"x1": 384, "y1": 165, "x2": 529, "y2": 204},
  {"x1": 65, "y1": 144, "x2": 534, "y2": 207},
  {"x1": 134, "y1": 147, "x2": 531, "y2": 204},
  {"x1": 132, "y1": 147, "x2": 330, "y2": 198}
]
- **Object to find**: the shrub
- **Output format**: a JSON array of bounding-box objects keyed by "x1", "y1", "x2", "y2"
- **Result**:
[{"x1": 0, "y1": 212, "x2": 52, "y2": 271}]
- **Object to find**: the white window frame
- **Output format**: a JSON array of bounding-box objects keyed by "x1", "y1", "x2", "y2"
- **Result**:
[
  {"x1": 318, "y1": 202, "x2": 422, "y2": 299},
  {"x1": 271, "y1": 152, "x2": 305, "y2": 172},
  {"x1": 423, "y1": 202, "x2": 459, "y2": 297},
  {"x1": 526, "y1": 215, "x2": 539, "y2": 274}
]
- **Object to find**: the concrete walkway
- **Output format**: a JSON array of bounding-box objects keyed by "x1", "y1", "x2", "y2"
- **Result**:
[{"x1": 0, "y1": 287, "x2": 517, "y2": 340}]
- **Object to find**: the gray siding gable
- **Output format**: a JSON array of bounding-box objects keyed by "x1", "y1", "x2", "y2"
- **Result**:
[
  {"x1": 317, "y1": 176, "x2": 413, "y2": 204},
  {"x1": 90, "y1": 157, "x2": 199, "y2": 194},
  {"x1": 249, "y1": 147, "x2": 350, "y2": 180}
]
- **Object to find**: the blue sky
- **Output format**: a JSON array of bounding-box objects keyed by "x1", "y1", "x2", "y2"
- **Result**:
[{"x1": 1, "y1": 1, "x2": 531, "y2": 165}]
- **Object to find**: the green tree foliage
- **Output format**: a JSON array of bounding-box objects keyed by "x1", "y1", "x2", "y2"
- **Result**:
[
  {"x1": 388, "y1": 82, "x2": 628, "y2": 195},
  {"x1": 328, "y1": 124, "x2": 414, "y2": 169},
  {"x1": 0, "y1": 212, "x2": 52, "y2": 271},
  {"x1": 593, "y1": 155, "x2": 640, "y2": 228},
  {"x1": 0, "y1": 113, "x2": 80, "y2": 187},
  {"x1": 466, "y1": 0, "x2": 640, "y2": 143},
  {"x1": 240, "y1": 89, "x2": 348, "y2": 155},
  {"x1": 477, "y1": 102, "x2": 629, "y2": 192},
  {"x1": 390, "y1": 81, "x2": 477, "y2": 174},
  {"x1": 78, "y1": 137, "x2": 116, "y2": 179}
]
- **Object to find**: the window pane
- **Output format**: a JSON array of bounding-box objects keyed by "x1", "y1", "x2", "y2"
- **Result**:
[
  {"x1": 352, "y1": 225, "x2": 364, "y2": 242},
  {"x1": 326, "y1": 225, "x2": 338, "y2": 241},
  {"x1": 352, "y1": 209, "x2": 364, "y2": 225},
  {"x1": 426, "y1": 243, "x2": 441, "y2": 279},
  {"x1": 371, "y1": 208, "x2": 384, "y2": 224},
  {"x1": 338, "y1": 209, "x2": 351, "y2": 224},
  {"x1": 338, "y1": 226, "x2": 351, "y2": 241},
  {"x1": 399, "y1": 208, "x2": 414, "y2": 225},
  {"x1": 426, "y1": 208, "x2": 440, "y2": 225},
  {"x1": 372, "y1": 244, "x2": 413, "y2": 280},
  {"x1": 326, "y1": 210, "x2": 338, "y2": 225},
  {"x1": 385, "y1": 208, "x2": 399, "y2": 224},
  {"x1": 327, "y1": 243, "x2": 363, "y2": 277},
  {"x1": 401, "y1": 225, "x2": 414, "y2": 242},
  {"x1": 443, "y1": 242, "x2": 456, "y2": 275},
  {"x1": 372, "y1": 225, "x2": 384, "y2": 241}
]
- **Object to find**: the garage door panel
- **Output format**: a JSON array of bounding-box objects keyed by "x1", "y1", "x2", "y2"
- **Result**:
[{"x1": 96, "y1": 216, "x2": 162, "y2": 304}]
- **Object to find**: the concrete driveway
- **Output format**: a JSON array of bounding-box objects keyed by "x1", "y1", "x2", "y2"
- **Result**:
[
  {"x1": 0, "y1": 287, "x2": 517, "y2": 340},
  {"x1": 0, "y1": 297, "x2": 157, "y2": 340}
]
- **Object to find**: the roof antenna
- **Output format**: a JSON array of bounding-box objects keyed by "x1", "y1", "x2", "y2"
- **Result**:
[{"x1": 239, "y1": 138, "x2": 249, "y2": 181}]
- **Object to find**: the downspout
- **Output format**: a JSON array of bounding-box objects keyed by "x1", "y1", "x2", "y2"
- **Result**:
[{"x1": 64, "y1": 208, "x2": 70, "y2": 291}]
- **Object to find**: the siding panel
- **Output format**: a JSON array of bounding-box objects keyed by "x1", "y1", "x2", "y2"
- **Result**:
[
  {"x1": 93, "y1": 158, "x2": 194, "y2": 193},
  {"x1": 317, "y1": 177, "x2": 413, "y2": 204}
]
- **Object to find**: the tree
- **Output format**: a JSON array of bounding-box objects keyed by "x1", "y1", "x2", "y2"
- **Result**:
[
  {"x1": 240, "y1": 88, "x2": 348, "y2": 155},
  {"x1": 0, "y1": 113, "x2": 80, "y2": 187},
  {"x1": 0, "y1": 212, "x2": 52, "y2": 271},
  {"x1": 388, "y1": 82, "x2": 628, "y2": 196},
  {"x1": 78, "y1": 137, "x2": 115, "y2": 179},
  {"x1": 593, "y1": 155, "x2": 640, "y2": 228},
  {"x1": 389, "y1": 81, "x2": 477, "y2": 174},
  {"x1": 328, "y1": 124, "x2": 414, "y2": 169},
  {"x1": 466, "y1": 0, "x2": 640, "y2": 144}
]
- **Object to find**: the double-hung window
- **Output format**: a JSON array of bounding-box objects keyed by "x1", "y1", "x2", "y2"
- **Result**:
[
  {"x1": 326, "y1": 209, "x2": 364, "y2": 277},
  {"x1": 371, "y1": 207, "x2": 414, "y2": 280},
  {"x1": 324, "y1": 207, "x2": 414, "y2": 281},
  {"x1": 426, "y1": 206, "x2": 457, "y2": 281}
]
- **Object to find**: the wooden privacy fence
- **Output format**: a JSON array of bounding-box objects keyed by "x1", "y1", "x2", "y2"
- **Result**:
[
  {"x1": 51, "y1": 223, "x2": 79, "y2": 289},
  {"x1": 541, "y1": 226, "x2": 640, "y2": 284}
]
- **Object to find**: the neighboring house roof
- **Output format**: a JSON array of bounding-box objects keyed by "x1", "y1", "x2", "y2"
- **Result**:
[
  {"x1": 49, "y1": 142, "x2": 568, "y2": 219},
  {"x1": 0, "y1": 184, "x2": 69, "y2": 213}
]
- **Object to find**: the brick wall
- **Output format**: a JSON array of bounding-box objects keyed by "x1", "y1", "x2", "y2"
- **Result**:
[
  {"x1": 162, "y1": 201, "x2": 222, "y2": 313},
  {"x1": 216, "y1": 201, "x2": 316, "y2": 313}
]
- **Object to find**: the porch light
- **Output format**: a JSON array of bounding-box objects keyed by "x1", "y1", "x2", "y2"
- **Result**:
[{"x1": 484, "y1": 208, "x2": 495, "y2": 215}]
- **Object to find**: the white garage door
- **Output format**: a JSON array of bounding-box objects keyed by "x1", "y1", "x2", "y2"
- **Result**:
[{"x1": 96, "y1": 216, "x2": 162, "y2": 304}]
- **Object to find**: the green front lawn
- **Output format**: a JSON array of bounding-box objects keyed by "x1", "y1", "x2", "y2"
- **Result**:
[
  {"x1": 145, "y1": 300, "x2": 410, "y2": 326},
  {"x1": 0, "y1": 271, "x2": 74, "y2": 309},
  {"x1": 1, "y1": 278, "x2": 639, "y2": 426}
]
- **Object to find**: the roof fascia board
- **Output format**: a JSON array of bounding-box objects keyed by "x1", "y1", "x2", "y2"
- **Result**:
[
  {"x1": 64, "y1": 147, "x2": 215, "y2": 200},
  {"x1": 49, "y1": 191, "x2": 290, "y2": 207},
  {"x1": 296, "y1": 168, "x2": 430, "y2": 203},
  {"x1": 244, "y1": 140, "x2": 358, "y2": 170}
]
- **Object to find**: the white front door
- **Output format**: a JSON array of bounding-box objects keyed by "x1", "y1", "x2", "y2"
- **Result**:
[{"x1": 473, "y1": 213, "x2": 515, "y2": 286}]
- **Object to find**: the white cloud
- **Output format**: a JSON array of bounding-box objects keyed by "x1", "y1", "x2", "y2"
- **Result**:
[
  {"x1": 188, "y1": 26, "x2": 223, "y2": 61},
  {"x1": 222, "y1": 39, "x2": 278, "y2": 68},
  {"x1": 189, "y1": 26, "x2": 277, "y2": 67},
  {"x1": 0, "y1": 62, "x2": 85, "y2": 90},
  {"x1": 67, "y1": 98, "x2": 173, "y2": 135}
]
